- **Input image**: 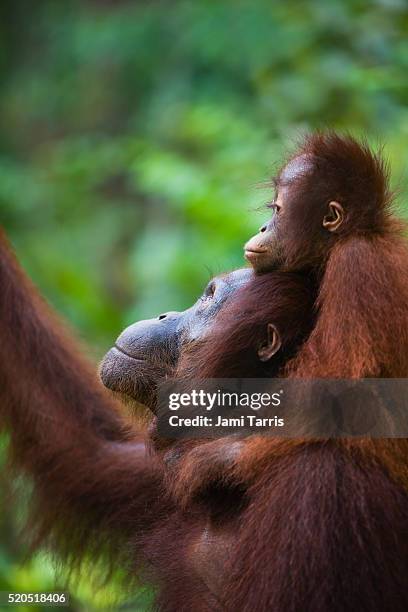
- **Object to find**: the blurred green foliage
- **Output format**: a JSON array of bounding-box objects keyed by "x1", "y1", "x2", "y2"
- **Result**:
[{"x1": 0, "y1": 0, "x2": 407, "y2": 609}]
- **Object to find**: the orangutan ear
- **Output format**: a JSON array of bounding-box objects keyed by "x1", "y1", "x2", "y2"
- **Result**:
[
  {"x1": 323, "y1": 201, "x2": 344, "y2": 232},
  {"x1": 258, "y1": 324, "x2": 282, "y2": 362}
]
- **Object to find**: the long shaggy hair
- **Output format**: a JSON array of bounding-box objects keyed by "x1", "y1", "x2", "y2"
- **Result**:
[
  {"x1": 273, "y1": 132, "x2": 397, "y2": 271},
  {"x1": 176, "y1": 271, "x2": 317, "y2": 379}
]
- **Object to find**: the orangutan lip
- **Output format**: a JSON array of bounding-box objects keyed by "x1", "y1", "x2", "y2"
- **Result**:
[
  {"x1": 113, "y1": 344, "x2": 145, "y2": 362},
  {"x1": 244, "y1": 248, "x2": 266, "y2": 259}
]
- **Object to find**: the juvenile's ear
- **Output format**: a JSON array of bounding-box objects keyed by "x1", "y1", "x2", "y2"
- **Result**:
[
  {"x1": 258, "y1": 323, "x2": 281, "y2": 362},
  {"x1": 323, "y1": 201, "x2": 344, "y2": 232}
]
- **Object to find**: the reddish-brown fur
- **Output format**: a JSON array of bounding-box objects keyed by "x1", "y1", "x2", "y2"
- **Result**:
[
  {"x1": 186, "y1": 133, "x2": 408, "y2": 381},
  {"x1": 0, "y1": 233, "x2": 317, "y2": 611},
  {"x1": 176, "y1": 270, "x2": 317, "y2": 379},
  {"x1": 0, "y1": 231, "x2": 234, "y2": 610},
  {"x1": 166, "y1": 133, "x2": 408, "y2": 610},
  {"x1": 165, "y1": 434, "x2": 408, "y2": 611},
  {"x1": 287, "y1": 230, "x2": 408, "y2": 377},
  {"x1": 1, "y1": 132, "x2": 408, "y2": 611},
  {"x1": 278, "y1": 133, "x2": 408, "y2": 376},
  {"x1": 0, "y1": 230, "x2": 166, "y2": 570},
  {"x1": 273, "y1": 132, "x2": 395, "y2": 271}
]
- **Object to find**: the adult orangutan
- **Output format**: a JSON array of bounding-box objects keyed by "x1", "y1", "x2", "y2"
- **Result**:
[
  {"x1": 170, "y1": 133, "x2": 408, "y2": 499},
  {"x1": 153, "y1": 132, "x2": 408, "y2": 612},
  {"x1": 1, "y1": 132, "x2": 408, "y2": 612},
  {"x1": 0, "y1": 229, "x2": 321, "y2": 611}
]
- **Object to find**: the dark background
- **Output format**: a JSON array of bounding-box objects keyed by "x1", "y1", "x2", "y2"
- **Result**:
[{"x1": 0, "y1": 0, "x2": 407, "y2": 609}]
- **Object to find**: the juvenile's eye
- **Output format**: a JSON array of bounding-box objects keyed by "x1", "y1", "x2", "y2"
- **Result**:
[{"x1": 267, "y1": 199, "x2": 281, "y2": 215}]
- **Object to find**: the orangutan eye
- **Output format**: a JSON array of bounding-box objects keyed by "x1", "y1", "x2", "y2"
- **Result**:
[
  {"x1": 267, "y1": 196, "x2": 281, "y2": 214},
  {"x1": 201, "y1": 282, "x2": 216, "y2": 302}
]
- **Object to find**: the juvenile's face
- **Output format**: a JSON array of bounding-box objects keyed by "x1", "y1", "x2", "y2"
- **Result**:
[
  {"x1": 244, "y1": 155, "x2": 323, "y2": 272},
  {"x1": 244, "y1": 157, "x2": 310, "y2": 272}
]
